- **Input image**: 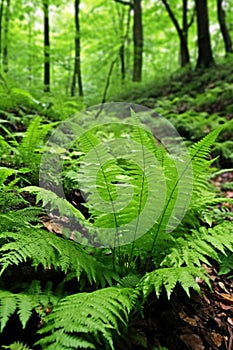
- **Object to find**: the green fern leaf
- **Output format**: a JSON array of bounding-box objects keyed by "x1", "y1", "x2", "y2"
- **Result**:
[
  {"x1": 139, "y1": 266, "x2": 210, "y2": 299},
  {"x1": 2, "y1": 341, "x2": 33, "y2": 350},
  {"x1": 0, "y1": 226, "x2": 117, "y2": 286},
  {"x1": 0, "y1": 291, "x2": 18, "y2": 332},
  {"x1": 22, "y1": 186, "x2": 85, "y2": 221},
  {"x1": 37, "y1": 287, "x2": 136, "y2": 350},
  {"x1": 17, "y1": 295, "x2": 34, "y2": 329}
]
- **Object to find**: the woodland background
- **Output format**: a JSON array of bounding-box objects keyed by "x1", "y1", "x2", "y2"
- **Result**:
[
  {"x1": 0, "y1": 1, "x2": 233, "y2": 350},
  {"x1": 0, "y1": 0, "x2": 233, "y2": 103}
]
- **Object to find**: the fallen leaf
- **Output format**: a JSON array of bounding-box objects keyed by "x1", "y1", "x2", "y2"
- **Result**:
[
  {"x1": 219, "y1": 302, "x2": 233, "y2": 311},
  {"x1": 214, "y1": 317, "x2": 224, "y2": 328},
  {"x1": 208, "y1": 332, "x2": 223, "y2": 347},
  {"x1": 218, "y1": 282, "x2": 229, "y2": 293},
  {"x1": 42, "y1": 221, "x2": 63, "y2": 234},
  {"x1": 227, "y1": 317, "x2": 233, "y2": 326},
  {"x1": 179, "y1": 312, "x2": 198, "y2": 326},
  {"x1": 216, "y1": 291, "x2": 233, "y2": 304},
  {"x1": 180, "y1": 334, "x2": 204, "y2": 349}
]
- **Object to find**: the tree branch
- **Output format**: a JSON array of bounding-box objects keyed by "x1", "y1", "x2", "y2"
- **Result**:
[
  {"x1": 114, "y1": 0, "x2": 133, "y2": 9},
  {"x1": 187, "y1": 7, "x2": 196, "y2": 29},
  {"x1": 161, "y1": 0, "x2": 182, "y2": 36}
]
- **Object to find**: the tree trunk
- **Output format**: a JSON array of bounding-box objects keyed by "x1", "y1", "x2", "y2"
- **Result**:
[
  {"x1": 180, "y1": 0, "x2": 190, "y2": 66},
  {"x1": 71, "y1": 0, "x2": 83, "y2": 97},
  {"x1": 0, "y1": 0, "x2": 4, "y2": 70},
  {"x1": 113, "y1": 0, "x2": 132, "y2": 82},
  {"x1": 133, "y1": 0, "x2": 143, "y2": 82},
  {"x1": 180, "y1": 34, "x2": 190, "y2": 67},
  {"x1": 195, "y1": 0, "x2": 215, "y2": 68},
  {"x1": 119, "y1": 43, "x2": 125, "y2": 82},
  {"x1": 43, "y1": 0, "x2": 50, "y2": 92},
  {"x1": 161, "y1": 0, "x2": 191, "y2": 67},
  {"x1": 2, "y1": 0, "x2": 9, "y2": 73},
  {"x1": 217, "y1": 0, "x2": 233, "y2": 53},
  {"x1": 28, "y1": 11, "x2": 32, "y2": 87}
]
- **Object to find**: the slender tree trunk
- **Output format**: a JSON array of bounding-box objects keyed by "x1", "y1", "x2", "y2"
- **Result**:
[
  {"x1": 71, "y1": 0, "x2": 83, "y2": 97},
  {"x1": 217, "y1": 0, "x2": 233, "y2": 53},
  {"x1": 0, "y1": 0, "x2": 4, "y2": 71},
  {"x1": 125, "y1": 6, "x2": 131, "y2": 78},
  {"x1": 113, "y1": 0, "x2": 132, "y2": 82},
  {"x1": 119, "y1": 43, "x2": 125, "y2": 82},
  {"x1": 2, "y1": 0, "x2": 9, "y2": 73},
  {"x1": 116, "y1": 4, "x2": 126, "y2": 83},
  {"x1": 28, "y1": 12, "x2": 32, "y2": 87},
  {"x1": 180, "y1": 0, "x2": 190, "y2": 66},
  {"x1": 133, "y1": 0, "x2": 143, "y2": 82},
  {"x1": 43, "y1": 0, "x2": 50, "y2": 92},
  {"x1": 161, "y1": 0, "x2": 192, "y2": 67},
  {"x1": 195, "y1": 0, "x2": 214, "y2": 68}
]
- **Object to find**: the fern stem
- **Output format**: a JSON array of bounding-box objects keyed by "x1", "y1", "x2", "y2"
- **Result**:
[
  {"x1": 82, "y1": 133, "x2": 122, "y2": 271},
  {"x1": 128, "y1": 128, "x2": 147, "y2": 271}
]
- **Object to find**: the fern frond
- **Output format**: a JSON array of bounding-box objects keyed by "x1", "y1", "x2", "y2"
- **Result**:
[
  {"x1": 22, "y1": 186, "x2": 85, "y2": 221},
  {"x1": 139, "y1": 266, "x2": 210, "y2": 299},
  {"x1": 161, "y1": 221, "x2": 233, "y2": 269},
  {"x1": 0, "y1": 290, "x2": 38, "y2": 332},
  {"x1": 0, "y1": 167, "x2": 18, "y2": 186},
  {"x1": 150, "y1": 127, "x2": 223, "y2": 253},
  {"x1": 37, "y1": 287, "x2": 136, "y2": 350},
  {"x1": 2, "y1": 341, "x2": 33, "y2": 350},
  {"x1": 0, "y1": 207, "x2": 43, "y2": 230},
  {"x1": 0, "y1": 226, "x2": 117, "y2": 286},
  {"x1": 14, "y1": 117, "x2": 56, "y2": 180}
]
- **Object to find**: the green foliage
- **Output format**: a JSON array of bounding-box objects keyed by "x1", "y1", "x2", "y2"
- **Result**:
[
  {"x1": 161, "y1": 222, "x2": 233, "y2": 270},
  {"x1": 0, "y1": 101, "x2": 233, "y2": 348},
  {"x1": 0, "y1": 209, "x2": 117, "y2": 286},
  {"x1": 218, "y1": 254, "x2": 233, "y2": 275},
  {"x1": 23, "y1": 186, "x2": 85, "y2": 221},
  {"x1": 3, "y1": 342, "x2": 33, "y2": 350},
  {"x1": 0, "y1": 280, "x2": 62, "y2": 334},
  {"x1": 0, "y1": 290, "x2": 43, "y2": 332},
  {"x1": 37, "y1": 287, "x2": 136, "y2": 350},
  {"x1": 14, "y1": 116, "x2": 54, "y2": 167},
  {"x1": 139, "y1": 266, "x2": 210, "y2": 300},
  {"x1": 0, "y1": 167, "x2": 28, "y2": 212}
]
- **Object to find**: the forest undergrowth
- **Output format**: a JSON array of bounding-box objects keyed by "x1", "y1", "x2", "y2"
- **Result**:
[{"x1": 0, "y1": 61, "x2": 233, "y2": 350}]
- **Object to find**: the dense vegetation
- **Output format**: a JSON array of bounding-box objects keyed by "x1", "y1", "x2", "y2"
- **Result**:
[{"x1": 0, "y1": 0, "x2": 233, "y2": 349}]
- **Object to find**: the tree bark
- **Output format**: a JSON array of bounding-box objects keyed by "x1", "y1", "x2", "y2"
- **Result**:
[
  {"x1": 180, "y1": 0, "x2": 190, "y2": 66},
  {"x1": 161, "y1": 0, "x2": 192, "y2": 67},
  {"x1": 0, "y1": 0, "x2": 4, "y2": 70},
  {"x1": 195, "y1": 0, "x2": 215, "y2": 68},
  {"x1": 119, "y1": 43, "x2": 125, "y2": 82},
  {"x1": 114, "y1": 0, "x2": 132, "y2": 82},
  {"x1": 217, "y1": 0, "x2": 233, "y2": 53},
  {"x1": 71, "y1": 0, "x2": 83, "y2": 97},
  {"x1": 133, "y1": 0, "x2": 143, "y2": 82},
  {"x1": 2, "y1": 0, "x2": 9, "y2": 73},
  {"x1": 43, "y1": 0, "x2": 50, "y2": 92}
]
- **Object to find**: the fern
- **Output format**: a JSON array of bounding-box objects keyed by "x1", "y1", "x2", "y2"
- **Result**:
[
  {"x1": 22, "y1": 186, "x2": 85, "y2": 221},
  {"x1": 37, "y1": 287, "x2": 136, "y2": 350},
  {"x1": 161, "y1": 221, "x2": 233, "y2": 268},
  {"x1": 218, "y1": 253, "x2": 233, "y2": 275},
  {"x1": 2, "y1": 342, "x2": 33, "y2": 350},
  {"x1": 149, "y1": 127, "x2": 223, "y2": 254},
  {"x1": 0, "y1": 212, "x2": 117, "y2": 286},
  {"x1": 0, "y1": 290, "x2": 36, "y2": 332},
  {"x1": 139, "y1": 266, "x2": 211, "y2": 299},
  {"x1": 0, "y1": 280, "x2": 62, "y2": 333},
  {"x1": 11, "y1": 116, "x2": 56, "y2": 183}
]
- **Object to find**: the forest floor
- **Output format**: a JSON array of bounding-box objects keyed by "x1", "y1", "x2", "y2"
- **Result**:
[
  {"x1": 139, "y1": 171, "x2": 233, "y2": 350},
  {"x1": 1, "y1": 61, "x2": 233, "y2": 350},
  {"x1": 116, "y1": 62, "x2": 233, "y2": 350}
]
